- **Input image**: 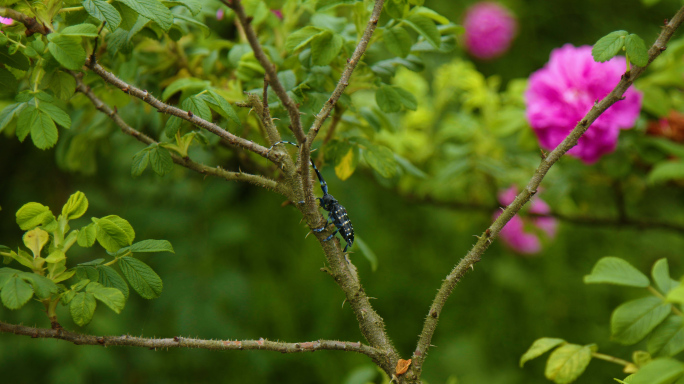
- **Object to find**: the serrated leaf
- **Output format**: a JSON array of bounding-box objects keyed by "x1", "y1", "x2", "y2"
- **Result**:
[
  {"x1": 20, "y1": 272, "x2": 58, "y2": 299},
  {"x1": 47, "y1": 34, "x2": 87, "y2": 71},
  {"x1": 354, "y1": 236, "x2": 377, "y2": 272},
  {"x1": 131, "y1": 148, "x2": 151, "y2": 176},
  {"x1": 648, "y1": 315, "x2": 684, "y2": 357},
  {"x1": 364, "y1": 144, "x2": 397, "y2": 178},
  {"x1": 149, "y1": 145, "x2": 173, "y2": 176},
  {"x1": 118, "y1": 256, "x2": 162, "y2": 299},
  {"x1": 38, "y1": 102, "x2": 71, "y2": 129},
  {"x1": 86, "y1": 281, "x2": 125, "y2": 313},
  {"x1": 0, "y1": 102, "x2": 27, "y2": 132},
  {"x1": 29, "y1": 109, "x2": 59, "y2": 150},
  {"x1": 127, "y1": 239, "x2": 174, "y2": 253},
  {"x1": 404, "y1": 14, "x2": 440, "y2": 49},
  {"x1": 652, "y1": 259, "x2": 675, "y2": 294},
  {"x1": 173, "y1": 13, "x2": 210, "y2": 37},
  {"x1": 376, "y1": 85, "x2": 402, "y2": 113},
  {"x1": 103, "y1": 215, "x2": 134, "y2": 243},
  {"x1": 311, "y1": 30, "x2": 343, "y2": 66},
  {"x1": 117, "y1": 0, "x2": 173, "y2": 31},
  {"x1": 162, "y1": 0, "x2": 201, "y2": 15},
  {"x1": 285, "y1": 26, "x2": 324, "y2": 52},
  {"x1": 1, "y1": 275, "x2": 34, "y2": 310},
  {"x1": 16, "y1": 105, "x2": 37, "y2": 142},
  {"x1": 161, "y1": 77, "x2": 210, "y2": 101},
  {"x1": 0, "y1": 45, "x2": 30, "y2": 70},
  {"x1": 16, "y1": 202, "x2": 54, "y2": 230},
  {"x1": 83, "y1": 0, "x2": 122, "y2": 30},
  {"x1": 61, "y1": 23, "x2": 99, "y2": 37},
  {"x1": 45, "y1": 250, "x2": 66, "y2": 263},
  {"x1": 48, "y1": 71, "x2": 77, "y2": 101},
  {"x1": 592, "y1": 30, "x2": 628, "y2": 62},
  {"x1": 23, "y1": 228, "x2": 49, "y2": 257},
  {"x1": 611, "y1": 297, "x2": 671, "y2": 345},
  {"x1": 521, "y1": 338, "x2": 566, "y2": 367},
  {"x1": 164, "y1": 116, "x2": 182, "y2": 138},
  {"x1": 70, "y1": 291, "x2": 97, "y2": 326},
  {"x1": 61, "y1": 191, "x2": 88, "y2": 220},
  {"x1": 544, "y1": 344, "x2": 593, "y2": 384},
  {"x1": 583, "y1": 257, "x2": 650, "y2": 287},
  {"x1": 98, "y1": 265, "x2": 129, "y2": 299},
  {"x1": 181, "y1": 95, "x2": 212, "y2": 121},
  {"x1": 53, "y1": 269, "x2": 76, "y2": 283},
  {"x1": 627, "y1": 358, "x2": 684, "y2": 384},
  {"x1": 92, "y1": 216, "x2": 133, "y2": 252},
  {"x1": 77, "y1": 223, "x2": 98, "y2": 247},
  {"x1": 625, "y1": 34, "x2": 649, "y2": 67},
  {"x1": 384, "y1": 26, "x2": 412, "y2": 58},
  {"x1": 647, "y1": 161, "x2": 684, "y2": 184},
  {"x1": 207, "y1": 89, "x2": 241, "y2": 126}
]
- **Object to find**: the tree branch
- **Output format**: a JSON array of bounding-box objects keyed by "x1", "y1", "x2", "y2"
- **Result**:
[
  {"x1": 407, "y1": 6, "x2": 684, "y2": 381},
  {"x1": 0, "y1": 320, "x2": 382, "y2": 358},
  {"x1": 0, "y1": 6, "x2": 51, "y2": 35},
  {"x1": 71, "y1": 72, "x2": 286, "y2": 195},
  {"x1": 84, "y1": 58, "x2": 273, "y2": 161}
]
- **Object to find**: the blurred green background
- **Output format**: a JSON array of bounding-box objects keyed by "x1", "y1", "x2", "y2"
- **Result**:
[{"x1": 2, "y1": 0, "x2": 684, "y2": 383}]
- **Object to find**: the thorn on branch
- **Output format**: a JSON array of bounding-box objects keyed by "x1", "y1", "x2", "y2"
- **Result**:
[
  {"x1": 187, "y1": 110, "x2": 194, "y2": 117},
  {"x1": 430, "y1": 310, "x2": 438, "y2": 318},
  {"x1": 540, "y1": 148, "x2": 547, "y2": 159}
]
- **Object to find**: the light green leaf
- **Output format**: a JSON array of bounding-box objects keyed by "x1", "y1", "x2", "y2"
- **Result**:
[
  {"x1": 16, "y1": 202, "x2": 54, "y2": 231},
  {"x1": 521, "y1": 338, "x2": 566, "y2": 367},
  {"x1": 61, "y1": 23, "x2": 99, "y2": 37},
  {"x1": 315, "y1": 0, "x2": 359, "y2": 11},
  {"x1": 544, "y1": 344, "x2": 593, "y2": 384},
  {"x1": 45, "y1": 250, "x2": 66, "y2": 263},
  {"x1": 648, "y1": 315, "x2": 684, "y2": 357},
  {"x1": 47, "y1": 34, "x2": 87, "y2": 71},
  {"x1": 583, "y1": 257, "x2": 650, "y2": 287},
  {"x1": 625, "y1": 33, "x2": 649, "y2": 67},
  {"x1": 48, "y1": 71, "x2": 77, "y2": 101},
  {"x1": 667, "y1": 285, "x2": 684, "y2": 304},
  {"x1": 16, "y1": 104, "x2": 36, "y2": 142},
  {"x1": 0, "y1": 103, "x2": 27, "y2": 132},
  {"x1": 117, "y1": 0, "x2": 173, "y2": 31},
  {"x1": 285, "y1": 26, "x2": 324, "y2": 52},
  {"x1": 131, "y1": 148, "x2": 151, "y2": 176},
  {"x1": 592, "y1": 30, "x2": 628, "y2": 62},
  {"x1": 61, "y1": 191, "x2": 89, "y2": 220},
  {"x1": 207, "y1": 89, "x2": 241, "y2": 126},
  {"x1": 77, "y1": 223, "x2": 98, "y2": 247},
  {"x1": 364, "y1": 144, "x2": 397, "y2": 178},
  {"x1": 627, "y1": 358, "x2": 684, "y2": 384},
  {"x1": 103, "y1": 215, "x2": 134, "y2": 244},
  {"x1": 38, "y1": 102, "x2": 71, "y2": 129},
  {"x1": 92, "y1": 216, "x2": 134, "y2": 252},
  {"x1": 149, "y1": 145, "x2": 174, "y2": 176},
  {"x1": 19, "y1": 272, "x2": 58, "y2": 299},
  {"x1": 1, "y1": 275, "x2": 34, "y2": 310},
  {"x1": 54, "y1": 269, "x2": 76, "y2": 283},
  {"x1": 164, "y1": 116, "x2": 182, "y2": 138},
  {"x1": 383, "y1": 26, "x2": 413, "y2": 58},
  {"x1": 395, "y1": 154, "x2": 427, "y2": 178},
  {"x1": 86, "y1": 281, "x2": 125, "y2": 313},
  {"x1": 98, "y1": 265, "x2": 129, "y2": 299},
  {"x1": 652, "y1": 259, "x2": 675, "y2": 294},
  {"x1": 394, "y1": 86, "x2": 417, "y2": 110},
  {"x1": 118, "y1": 256, "x2": 163, "y2": 299},
  {"x1": 404, "y1": 14, "x2": 440, "y2": 49},
  {"x1": 70, "y1": 291, "x2": 97, "y2": 326},
  {"x1": 611, "y1": 297, "x2": 671, "y2": 345},
  {"x1": 311, "y1": 31, "x2": 344, "y2": 66},
  {"x1": 161, "y1": 77, "x2": 210, "y2": 101},
  {"x1": 162, "y1": 0, "x2": 201, "y2": 15},
  {"x1": 29, "y1": 109, "x2": 59, "y2": 150},
  {"x1": 376, "y1": 85, "x2": 402, "y2": 113},
  {"x1": 127, "y1": 239, "x2": 174, "y2": 253},
  {"x1": 23, "y1": 227, "x2": 49, "y2": 257},
  {"x1": 181, "y1": 95, "x2": 212, "y2": 121},
  {"x1": 82, "y1": 0, "x2": 122, "y2": 30},
  {"x1": 647, "y1": 161, "x2": 684, "y2": 184}
]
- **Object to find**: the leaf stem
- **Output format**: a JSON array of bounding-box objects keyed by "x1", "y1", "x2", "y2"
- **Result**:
[{"x1": 592, "y1": 352, "x2": 631, "y2": 366}]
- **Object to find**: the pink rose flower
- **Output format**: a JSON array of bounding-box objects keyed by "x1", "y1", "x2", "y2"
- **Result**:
[
  {"x1": 216, "y1": 9, "x2": 225, "y2": 21},
  {"x1": 494, "y1": 186, "x2": 557, "y2": 255},
  {"x1": 525, "y1": 44, "x2": 642, "y2": 163},
  {"x1": 0, "y1": 16, "x2": 12, "y2": 25},
  {"x1": 463, "y1": 2, "x2": 517, "y2": 60}
]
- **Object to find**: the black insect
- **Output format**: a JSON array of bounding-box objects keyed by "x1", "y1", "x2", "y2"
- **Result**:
[{"x1": 270, "y1": 141, "x2": 355, "y2": 252}]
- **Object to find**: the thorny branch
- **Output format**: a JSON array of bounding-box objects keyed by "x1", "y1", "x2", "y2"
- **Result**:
[{"x1": 0, "y1": 6, "x2": 51, "y2": 35}]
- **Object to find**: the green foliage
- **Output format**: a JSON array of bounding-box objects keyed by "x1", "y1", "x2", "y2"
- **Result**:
[
  {"x1": 592, "y1": 30, "x2": 649, "y2": 67},
  {"x1": 584, "y1": 257, "x2": 650, "y2": 287},
  {"x1": 0, "y1": 192, "x2": 173, "y2": 326}
]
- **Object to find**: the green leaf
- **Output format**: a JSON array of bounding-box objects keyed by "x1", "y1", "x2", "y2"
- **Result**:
[
  {"x1": 70, "y1": 291, "x2": 97, "y2": 326},
  {"x1": 16, "y1": 104, "x2": 37, "y2": 141},
  {"x1": 118, "y1": 256, "x2": 163, "y2": 299},
  {"x1": 103, "y1": 215, "x2": 135, "y2": 244},
  {"x1": 161, "y1": 77, "x2": 210, "y2": 101},
  {"x1": 82, "y1": 0, "x2": 122, "y2": 30},
  {"x1": 173, "y1": 13, "x2": 210, "y2": 37},
  {"x1": 383, "y1": 26, "x2": 413, "y2": 58},
  {"x1": 520, "y1": 338, "x2": 566, "y2": 367},
  {"x1": 48, "y1": 71, "x2": 77, "y2": 101},
  {"x1": 0, "y1": 45, "x2": 30, "y2": 70},
  {"x1": 394, "y1": 86, "x2": 417, "y2": 110},
  {"x1": 0, "y1": 103, "x2": 27, "y2": 132},
  {"x1": 667, "y1": 285, "x2": 684, "y2": 304},
  {"x1": 92, "y1": 215, "x2": 134, "y2": 252},
  {"x1": 23, "y1": 227, "x2": 49, "y2": 257},
  {"x1": 583, "y1": 257, "x2": 650, "y2": 287},
  {"x1": 45, "y1": 250, "x2": 66, "y2": 263},
  {"x1": 77, "y1": 223, "x2": 98, "y2": 247},
  {"x1": 311, "y1": 31, "x2": 344, "y2": 66},
  {"x1": 592, "y1": 30, "x2": 628, "y2": 62},
  {"x1": 611, "y1": 297, "x2": 671, "y2": 345},
  {"x1": 149, "y1": 145, "x2": 174, "y2": 176},
  {"x1": 47, "y1": 34, "x2": 87, "y2": 71},
  {"x1": 113, "y1": 2, "x2": 139, "y2": 31},
  {"x1": 181, "y1": 95, "x2": 212, "y2": 121},
  {"x1": 128, "y1": 239, "x2": 174, "y2": 253},
  {"x1": 395, "y1": 154, "x2": 427, "y2": 178},
  {"x1": 285, "y1": 26, "x2": 324, "y2": 52},
  {"x1": 98, "y1": 265, "x2": 129, "y2": 299},
  {"x1": 376, "y1": 85, "x2": 402, "y2": 113},
  {"x1": 38, "y1": 102, "x2": 71, "y2": 129},
  {"x1": 653, "y1": 259, "x2": 675, "y2": 294},
  {"x1": 162, "y1": 0, "x2": 202, "y2": 15},
  {"x1": 29, "y1": 109, "x2": 59, "y2": 150},
  {"x1": 364, "y1": 144, "x2": 397, "y2": 178},
  {"x1": 1, "y1": 275, "x2": 34, "y2": 309},
  {"x1": 61, "y1": 23, "x2": 100, "y2": 37},
  {"x1": 86, "y1": 281, "x2": 125, "y2": 313},
  {"x1": 404, "y1": 14, "x2": 440, "y2": 49},
  {"x1": 16, "y1": 202, "x2": 54, "y2": 230},
  {"x1": 20, "y1": 272, "x2": 58, "y2": 299},
  {"x1": 207, "y1": 89, "x2": 241, "y2": 126},
  {"x1": 353, "y1": 236, "x2": 377, "y2": 271},
  {"x1": 627, "y1": 358, "x2": 684, "y2": 384},
  {"x1": 647, "y1": 161, "x2": 684, "y2": 184},
  {"x1": 117, "y1": 0, "x2": 173, "y2": 31},
  {"x1": 625, "y1": 33, "x2": 649, "y2": 67},
  {"x1": 164, "y1": 116, "x2": 182, "y2": 138},
  {"x1": 315, "y1": 0, "x2": 359, "y2": 11},
  {"x1": 648, "y1": 315, "x2": 684, "y2": 357},
  {"x1": 131, "y1": 148, "x2": 151, "y2": 176},
  {"x1": 61, "y1": 191, "x2": 89, "y2": 220},
  {"x1": 544, "y1": 344, "x2": 594, "y2": 384},
  {"x1": 0, "y1": 67, "x2": 18, "y2": 97}
]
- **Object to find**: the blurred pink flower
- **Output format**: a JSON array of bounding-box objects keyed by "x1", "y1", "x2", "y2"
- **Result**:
[
  {"x1": 0, "y1": 16, "x2": 12, "y2": 25},
  {"x1": 271, "y1": 9, "x2": 283, "y2": 19},
  {"x1": 494, "y1": 186, "x2": 557, "y2": 255},
  {"x1": 525, "y1": 44, "x2": 642, "y2": 163},
  {"x1": 216, "y1": 9, "x2": 225, "y2": 21},
  {"x1": 463, "y1": 2, "x2": 517, "y2": 60}
]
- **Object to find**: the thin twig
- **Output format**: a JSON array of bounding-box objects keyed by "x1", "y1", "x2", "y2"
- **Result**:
[
  {"x1": 408, "y1": 6, "x2": 684, "y2": 381},
  {"x1": 0, "y1": 320, "x2": 381, "y2": 358}
]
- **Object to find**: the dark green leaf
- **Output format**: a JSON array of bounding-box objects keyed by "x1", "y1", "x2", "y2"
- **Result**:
[
  {"x1": 648, "y1": 315, "x2": 684, "y2": 357},
  {"x1": 1, "y1": 275, "x2": 34, "y2": 310},
  {"x1": 383, "y1": 26, "x2": 412, "y2": 58},
  {"x1": 149, "y1": 145, "x2": 173, "y2": 176},
  {"x1": 625, "y1": 33, "x2": 649, "y2": 67},
  {"x1": 117, "y1": 0, "x2": 173, "y2": 31},
  {"x1": 98, "y1": 265, "x2": 129, "y2": 299},
  {"x1": 162, "y1": 0, "x2": 202, "y2": 15},
  {"x1": 0, "y1": 45, "x2": 30, "y2": 70},
  {"x1": 38, "y1": 102, "x2": 71, "y2": 129},
  {"x1": 207, "y1": 89, "x2": 241, "y2": 126},
  {"x1": 315, "y1": 0, "x2": 359, "y2": 11},
  {"x1": 16, "y1": 202, "x2": 54, "y2": 230},
  {"x1": 611, "y1": 297, "x2": 671, "y2": 345},
  {"x1": 173, "y1": 14, "x2": 210, "y2": 37},
  {"x1": 394, "y1": 86, "x2": 417, "y2": 110},
  {"x1": 311, "y1": 31, "x2": 343, "y2": 66},
  {"x1": 520, "y1": 338, "x2": 566, "y2": 367},
  {"x1": 627, "y1": 358, "x2": 684, "y2": 384},
  {"x1": 19, "y1": 272, "x2": 58, "y2": 299},
  {"x1": 164, "y1": 115, "x2": 182, "y2": 138},
  {"x1": 592, "y1": 30, "x2": 628, "y2": 62},
  {"x1": 86, "y1": 281, "x2": 125, "y2": 313},
  {"x1": 583, "y1": 257, "x2": 650, "y2": 287},
  {"x1": 70, "y1": 291, "x2": 97, "y2": 326},
  {"x1": 118, "y1": 256, "x2": 163, "y2": 299},
  {"x1": 376, "y1": 85, "x2": 402, "y2": 113},
  {"x1": 82, "y1": 0, "x2": 122, "y2": 30},
  {"x1": 48, "y1": 71, "x2": 77, "y2": 101},
  {"x1": 404, "y1": 14, "x2": 440, "y2": 49},
  {"x1": 128, "y1": 239, "x2": 174, "y2": 253},
  {"x1": 16, "y1": 105, "x2": 37, "y2": 142},
  {"x1": 354, "y1": 236, "x2": 377, "y2": 272},
  {"x1": 28, "y1": 109, "x2": 59, "y2": 149},
  {"x1": 544, "y1": 344, "x2": 594, "y2": 384},
  {"x1": 364, "y1": 144, "x2": 397, "y2": 178},
  {"x1": 47, "y1": 34, "x2": 87, "y2": 71},
  {"x1": 0, "y1": 67, "x2": 18, "y2": 96},
  {"x1": 285, "y1": 26, "x2": 324, "y2": 52},
  {"x1": 161, "y1": 77, "x2": 210, "y2": 101},
  {"x1": 181, "y1": 95, "x2": 212, "y2": 121},
  {"x1": 131, "y1": 148, "x2": 151, "y2": 176},
  {"x1": 0, "y1": 102, "x2": 27, "y2": 132}
]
